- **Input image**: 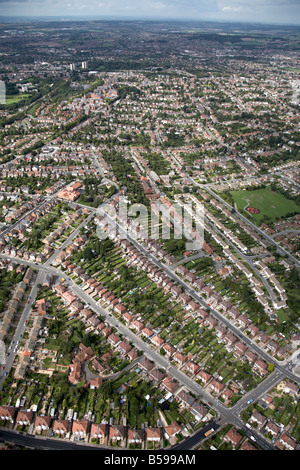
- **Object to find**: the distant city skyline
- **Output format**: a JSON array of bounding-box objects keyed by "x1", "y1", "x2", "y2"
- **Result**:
[{"x1": 0, "y1": 0, "x2": 299, "y2": 25}]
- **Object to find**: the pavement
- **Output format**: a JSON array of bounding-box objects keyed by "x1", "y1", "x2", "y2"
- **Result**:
[{"x1": 0, "y1": 194, "x2": 298, "y2": 451}]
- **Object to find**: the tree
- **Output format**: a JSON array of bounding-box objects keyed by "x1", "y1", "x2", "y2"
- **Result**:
[
  {"x1": 130, "y1": 396, "x2": 140, "y2": 417},
  {"x1": 99, "y1": 380, "x2": 114, "y2": 399}
]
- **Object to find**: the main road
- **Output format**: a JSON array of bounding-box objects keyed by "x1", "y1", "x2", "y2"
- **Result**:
[
  {"x1": 0, "y1": 269, "x2": 44, "y2": 390},
  {"x1": 0, "y1": 249, "x2": 281, "y2": 450},
  {"x1": 102, "y1": 213, "x2": 300, "y2": 384},
  {"x1": 1, "y1": 207, "x2": 296, "y2": 450},
  {"x1": 0, "y1": 428, "x2": 104, "y2": 450}
]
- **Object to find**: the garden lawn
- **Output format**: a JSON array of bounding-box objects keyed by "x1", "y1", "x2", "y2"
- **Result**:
[{"x1": 5, "y1": 94, "x2": 30, "y2": 104}]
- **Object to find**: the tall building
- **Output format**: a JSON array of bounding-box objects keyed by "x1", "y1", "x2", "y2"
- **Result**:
[
  {"x1": 70, "y1": 63, "x2": 76, "y2": 71},
  {"x1": 82, "y1": 61, "x2": 88, "y2": 69}
]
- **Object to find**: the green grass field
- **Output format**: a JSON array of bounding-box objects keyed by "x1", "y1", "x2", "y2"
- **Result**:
[
  {"x1": 5, "y1": 94, "x2": 29, "y2": 104},
  {"x1": 230, "y1": 186, "x2": 299, "y2": 224}
]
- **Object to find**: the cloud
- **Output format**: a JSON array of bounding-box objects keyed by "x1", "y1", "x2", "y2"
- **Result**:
[
  {"x1": 221, "y1": 6, "x2": 243, "y2": 12},
  {"x1": 0, "y1": 0, "x2": 299, "y2": 24},
  {"x1": 217, "y1": 0, "x2": 300, "y2": 22}
]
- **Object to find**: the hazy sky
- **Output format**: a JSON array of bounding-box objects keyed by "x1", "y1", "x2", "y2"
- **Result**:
[{"x1": 0, "y1": 0, "x2": 299, "y2": 25}]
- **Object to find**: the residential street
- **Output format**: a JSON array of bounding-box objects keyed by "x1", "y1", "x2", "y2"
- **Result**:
[
  {"x1": 0, "y1": 27, "x2": 299, "y2": 450},
  {"x1": 0, "y1": 199, "x2": 297, "y2": 450}
]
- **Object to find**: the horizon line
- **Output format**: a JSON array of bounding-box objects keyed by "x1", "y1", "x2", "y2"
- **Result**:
[{"x1": 0, "y1": 15, "x2": 299, "y2": 27}]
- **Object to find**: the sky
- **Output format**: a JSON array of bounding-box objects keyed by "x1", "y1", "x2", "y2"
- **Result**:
[{"x1": 0, "y1": 0, "x2": 299, "y2": 25}]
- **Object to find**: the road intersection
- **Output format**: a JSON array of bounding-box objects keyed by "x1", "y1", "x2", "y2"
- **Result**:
[
  {"x1": 0, "y1": 208, "x2": 298, "y2": 449},
  {"x1": 0, "y1": 181, "x2": 299, "y2": 450}
]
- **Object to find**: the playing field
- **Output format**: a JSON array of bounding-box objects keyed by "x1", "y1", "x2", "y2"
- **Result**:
[
  {"x1": 230, "y1": 186, "x2": 299, "y2": 223},
  {"x1": 5, "y1": 94, "x2": 29, "y2": 104}
]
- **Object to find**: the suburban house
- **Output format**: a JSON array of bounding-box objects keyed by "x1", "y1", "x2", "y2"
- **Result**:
[
  {"x1": 52, "y1": 419, "x2": 69, "y2": 436},
  {"x1": 264, "y1": 420, "x2": 281, "y2": 437},
  {"x1": 250, "y1": 410, "x2": 266, "y2": 429},
  {"x1": 210, "y1": 378, "x2": 225, "y2": 395},
  {"x1": 0, "y1": 405, "x2": 16, "y2": 424},
  {"x1": 108, "y1": 424, "x2": 126, "y2": 445},
  {"x1": 146, "y1": 427, "x2": 161, "y2": 442},
  {"x1": 161, "y1": 376, "x2": 180, "y2": 395},
  {"x1": 223, "y1": 427, "x2": 242, "y2": 448},
  {"x1": 72, "y1": 419, "x2": 89, "y2": 440},
  {"x1": 164, "y1": 421, "x2": 181, "y2": 441},
  {"x1": 127, "y1": 429, "x2": 144, "y2": 446},
  {"x1": 90, "y1": 423, "x2": 107, "y2": 444},
  {"x1": 150, "y1": 334, "x2": 164, "y2": 348},
  {"x1": 15, "y1": 410, "x2": 33, "y2": 427},
  {"x1": 34, "y1": 415, "x2": 51, "y2": 434},
  {"x1": 279, "y1": 432, "x2": 297, "y2": 451},
  {"x1": 197, "y1": 369, "x2": 211, "y2": 385}
]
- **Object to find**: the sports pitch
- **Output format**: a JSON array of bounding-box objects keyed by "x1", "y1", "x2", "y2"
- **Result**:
[{"x1": 230, "y1": 186, "x2": 299, "y2": 223}]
